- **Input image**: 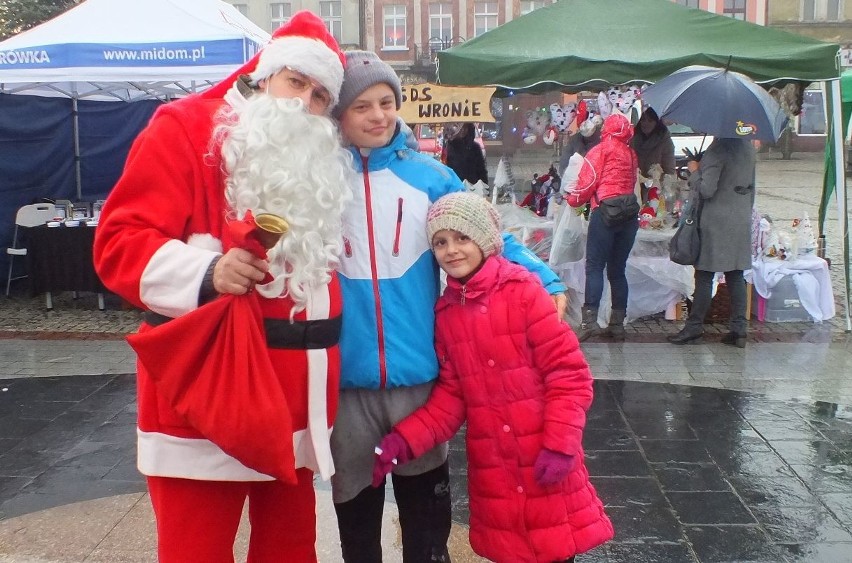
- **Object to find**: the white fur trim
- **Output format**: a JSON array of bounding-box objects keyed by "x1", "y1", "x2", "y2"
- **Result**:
[
  {"x1": 187, "y1": 233, "x2": 223, "y2": 253},
  {"x1": 251, "y1": 36, "x2": 344, "y2": 106},
  {"x1": 138, "y1": 427, "x2": 332, "y2": 480},
  {"x1": 139, "y1": 239, "x2": 220, "y2": 318},
  {"x1": 137, "y1": 429, "x2": 274, "y2": 481},
  {"x1": 304, "y1": 283, "x2": 335, "y2": 480}
]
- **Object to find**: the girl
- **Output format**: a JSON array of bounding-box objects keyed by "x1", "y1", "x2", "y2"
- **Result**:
[{"x1": 372, "y1": 193, "x2": 613, "y2": 563}]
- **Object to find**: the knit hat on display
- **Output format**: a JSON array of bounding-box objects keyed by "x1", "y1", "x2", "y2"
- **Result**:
[
  {"x1": 205, "y1": 11, "x2": 345, "y2": 106},
  {"x1": 426, "y1": 193, "x2": 503, "y2": 258},
  {"x1": 332, "y1": 50, "x2": 403, "y2": 119}
]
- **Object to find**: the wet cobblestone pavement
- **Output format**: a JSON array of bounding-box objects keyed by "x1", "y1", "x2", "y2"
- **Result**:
[{"x1": 1, "y1": 342, "x2": 851, "y2": 562}]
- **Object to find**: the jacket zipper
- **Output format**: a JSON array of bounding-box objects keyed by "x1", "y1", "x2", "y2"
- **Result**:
[
  {"x1": 361, "y1": 155, "x2": 389, "y2": 389},
  {"x1": 392, "y1": 197, "x2": 403, "y2": 257},
  {"x1": 461, "y1": 285, "x2": 466, "y2": 306}
]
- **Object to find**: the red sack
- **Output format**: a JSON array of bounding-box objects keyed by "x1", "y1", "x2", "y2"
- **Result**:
[{"x1": 127, "y1": 292, "x2": 298, "y2": 484}]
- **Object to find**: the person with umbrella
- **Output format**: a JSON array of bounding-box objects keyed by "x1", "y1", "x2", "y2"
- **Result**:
[
  {"x1": 643, "y1": 65, "x2": 787, "y2": 348},
  {"x1": 667, "y1": 136, "x2": 756, "y2": 347}
]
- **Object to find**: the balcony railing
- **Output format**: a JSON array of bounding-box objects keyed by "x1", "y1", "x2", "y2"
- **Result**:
[{"x1": 422, "y1": 36, "x2": 466, "y2": 63}]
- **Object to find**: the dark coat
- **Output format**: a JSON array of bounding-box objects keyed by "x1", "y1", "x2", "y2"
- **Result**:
[
  {"x1": 689, "y1": 138, "x2": 756, "y2": 272},
  {"x1": 631, "y1": 125, "x2": 676, "y2": 176},
  {"x1": 445, "y1": 127, "x2": 488, "y2": 185}
]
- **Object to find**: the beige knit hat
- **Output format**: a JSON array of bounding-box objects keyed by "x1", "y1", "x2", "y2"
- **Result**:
[{"x1": 426, "y1": 193, "x2": 503, "y2": 257}]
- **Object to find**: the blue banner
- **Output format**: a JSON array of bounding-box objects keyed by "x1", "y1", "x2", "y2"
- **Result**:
[{"x1": 0, "y1": 38, "x2": 260, "y2": 69}]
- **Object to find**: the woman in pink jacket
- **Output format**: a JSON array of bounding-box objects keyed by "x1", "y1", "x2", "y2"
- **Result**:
[
  {"x1": 567, "y1": 112, "x2": 639, "y2": 342},
  {"x1": 373, "y1": 193, "x2": 613, "y2": 563}
]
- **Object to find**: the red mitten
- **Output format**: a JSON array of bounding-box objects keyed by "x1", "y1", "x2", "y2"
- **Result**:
[
  {"x1": 371, "y1": 432, "x2": 413, "y2": 487},
  {"x1": 533, "y1": 448, "x2": 577, "y2": 487}
]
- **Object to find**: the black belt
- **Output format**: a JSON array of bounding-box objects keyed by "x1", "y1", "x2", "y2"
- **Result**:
[{"x1": 143, "y1": 311, "x2": 342, "y2": 350}]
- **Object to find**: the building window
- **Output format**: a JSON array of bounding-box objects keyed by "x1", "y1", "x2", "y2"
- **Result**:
[
  {"x1": 802, "y1": 0, "x2": 842, "y2": 21},
  {"x1": 520, "y1": 1, "x2": 547, "y2": 15},
  {"x1": 675, "y1": 0, "x2": 700, "y2": 8},
  {"x1": 384, "y1": 5, "x2": 407, "y2": 49},
  {"x1": 270, "y1": 3, "x2": 291, "y2": 31},
  {"x1": 320, "y1": 1, "x2": 342, "y2": 42},
  {"x1": 232, "y1": 3, "x2": 248, "y2": 16},
  {"x1": 428, "y1": 3, "x2": 453, "y2": 43},
  {"x1": 723, "y1": 0, "x2": 747, "y2": 20},
  {"x1": 828, "y1": 0, "x2": 841, "y2": 19},
  {"x1": 474, "y1": 2, "x2": 498, "y2": 37}
]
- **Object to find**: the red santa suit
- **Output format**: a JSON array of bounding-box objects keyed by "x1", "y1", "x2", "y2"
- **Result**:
[{"x1": 93, "y1": 11, "x2": 346, "y2": 562}]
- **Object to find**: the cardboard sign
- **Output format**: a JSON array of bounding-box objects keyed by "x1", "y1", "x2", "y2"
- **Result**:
[{"x1": 400, "y1": 83, "x2": 496, "y2": 124}]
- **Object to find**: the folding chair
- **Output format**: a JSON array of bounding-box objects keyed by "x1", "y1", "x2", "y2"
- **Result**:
[{"x1": 5, "y1": 203, "x2": 57, "y2": 296}]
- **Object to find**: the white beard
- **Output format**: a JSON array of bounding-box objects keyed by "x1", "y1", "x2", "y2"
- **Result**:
[{"x1": 218, "y1": 95, "x2": 353, "y2": 313}]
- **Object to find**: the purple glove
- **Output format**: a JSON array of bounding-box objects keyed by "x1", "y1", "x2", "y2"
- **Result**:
[
  {"x1": 371, "y1": 431, "x2": 414, "y2": 488},
  {"x1": 533, "y1": 448, "x2": 577, "y2": 487}
]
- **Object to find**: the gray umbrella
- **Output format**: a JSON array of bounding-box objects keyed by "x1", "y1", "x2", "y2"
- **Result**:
[{"x1": 642, "y1": 65, "x2": 788, "y2": 143}]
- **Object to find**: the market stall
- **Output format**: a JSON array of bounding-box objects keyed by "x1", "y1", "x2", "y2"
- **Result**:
[{"x1": 437, "y1": 0, "x2": 848, "y2": 329}]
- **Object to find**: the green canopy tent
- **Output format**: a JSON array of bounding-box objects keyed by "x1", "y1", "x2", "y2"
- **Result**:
[
  {"x1": 437, "y1": 0, "x2": 849, "y2": 330},
  {"x1": 820, "y1": 71, "x2": 852, "y2": 330}
]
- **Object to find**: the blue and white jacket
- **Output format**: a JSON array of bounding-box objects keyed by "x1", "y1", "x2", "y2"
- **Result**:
[{"x1": 338, "y1": 126, "x2": 566, "y2": 390}]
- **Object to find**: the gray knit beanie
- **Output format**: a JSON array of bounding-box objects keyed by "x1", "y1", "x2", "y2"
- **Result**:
[
  {"x1": 426, "y1": 193, "x2": 504, "y2": 258},
  {"x1": 332, "y1": 50, "x2": 402, "y2": 119}
]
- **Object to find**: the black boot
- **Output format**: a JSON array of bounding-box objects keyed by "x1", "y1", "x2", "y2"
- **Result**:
[
  {"x1": 667, "y1": 325, "x2": 704, "y2": 345},
  {"x1": 576, "y1": 306, "x2": 600, "y2": 342},
  {"x1": 720, "y1": 331, "x2": 747, "y2": 348},
  {"x1": 605, "y1": 308, "x2": 626, "y2": 342}
]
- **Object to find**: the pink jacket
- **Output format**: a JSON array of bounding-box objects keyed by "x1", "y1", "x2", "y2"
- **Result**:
[
  {"x1": 395, "y1": 256, "x2": 613, "y2": 562},
  {"x1": 568, "y1": 112, "x2": 638, "y2": 210}
]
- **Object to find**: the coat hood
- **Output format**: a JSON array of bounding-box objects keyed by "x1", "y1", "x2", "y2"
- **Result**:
[{"x1": 600, "y1": 113, "x2": 634, "y2": 144}]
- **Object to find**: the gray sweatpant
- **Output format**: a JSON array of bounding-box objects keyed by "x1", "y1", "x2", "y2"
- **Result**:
[{"x1": 330, "y1": 382, "x2": 449, "y2": 504}]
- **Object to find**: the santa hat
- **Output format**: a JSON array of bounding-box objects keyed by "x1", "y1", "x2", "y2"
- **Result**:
[
  {"x1": 426, "y1": 193, "x2": 503, "y2": 258},
  {"x1": 204, "y1": 11, "x2": 345, "y2": 106}
]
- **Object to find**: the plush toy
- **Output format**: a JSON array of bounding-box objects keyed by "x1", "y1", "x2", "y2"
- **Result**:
[
  {"x1": 578, "y1": 114, "x2": 603, "y2": 138},
  {"x1": 523, "y1": 110, "x2": 538, "y2": 144},
  {"x1": 626, "y1": 84, "x2": 643, "y2": 104},
  {"x1": 542, "y1": 124, "x2": 559, "y2": 146},
  {"x1": 549, "y1": 103, "x2": 566, "y2": 131},
  {"x1": 575, "y1": 100, "x2": 589, "y2": 129},
  {"x1": 646, "y1": 186, "x2": 661, "y2": 215},
  {"x1": 777, "y1": 231, "x2": 793, "y2": 260},
  {"x1": 533, "y1": 108, "x2": 550, "y2": 137},
  {"x1": 597, "y1": 91, "x2": 613, "y2": 119},
  {"x1": 560, "y1": 102, "x2": 577, "y2": 131},
  {"x1": 638, "y1": 205, "x2": 655, "y2": 229},
  {"x1": 605, "y1": 86, "x2": 637, "y2": 116}
]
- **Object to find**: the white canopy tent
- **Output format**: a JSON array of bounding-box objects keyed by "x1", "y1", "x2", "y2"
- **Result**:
[
  {"x1": 0, "y1": 0, "x2": 270, "y2": 199},
  {"x1": 0, "y1": 0, "x2": 269, "y2": 101}
]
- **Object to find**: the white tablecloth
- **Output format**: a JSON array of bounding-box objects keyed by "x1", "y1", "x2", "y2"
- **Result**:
[
  {"x1": 554, "y1": 227, "x2": 694, "y2": 326},
  {"x1": 747, "y1": 254, "x2": 834, "y2": 322}
]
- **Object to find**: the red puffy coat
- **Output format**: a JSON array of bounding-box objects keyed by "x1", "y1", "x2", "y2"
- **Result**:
[
  {"x1": 568, "y1": 112, "x2": 638, "y2": 210},
  {"x1": 395, "y1": 256, "x2": 613, "y2": 563}
]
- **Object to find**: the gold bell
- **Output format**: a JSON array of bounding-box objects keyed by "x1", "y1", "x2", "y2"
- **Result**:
[{"x1": 254, "y1": 213, "x2": 290, "y2": 249}]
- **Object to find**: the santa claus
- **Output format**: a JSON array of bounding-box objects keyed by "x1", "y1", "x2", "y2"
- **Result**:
[{"x1": 93, "y1": 11, "x2": 351, "y2": 562}]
